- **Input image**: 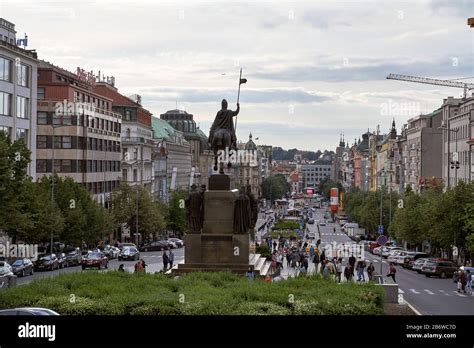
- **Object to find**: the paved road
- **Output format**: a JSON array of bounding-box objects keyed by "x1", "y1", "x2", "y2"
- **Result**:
[
  {"x1": 16, "y1": 248, "x2": 185, "y2": 286},
  {"x1": 313, "y1": 207, "x2": 473, "y2": 315}
]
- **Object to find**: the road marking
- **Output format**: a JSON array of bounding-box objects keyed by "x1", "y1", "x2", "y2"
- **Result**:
[
  {"x1": 409, "y1": 289, "x2": 420, "y2": 294},
  {"x1": 423, "y1": 289, "x2": 435, "y2": 295},
  {"x1": 398, "y1": 288, "x2": 405, "y2": 294},
  {"x1": 454, "y1": 291, "x2": 467, "y2": 297},
  {"x1": 439, "y1": 290, "x2": 451, "y2": 296}
]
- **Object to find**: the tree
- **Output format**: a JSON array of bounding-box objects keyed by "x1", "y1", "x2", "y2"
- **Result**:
[
  {"x1": 111, "y1": 184, "x2": 165, "y2": 242},
  {"x1": 318, "y1": 177, "x2": 344, "y2": 199},
  {"x1": 261, "y1": 174, "x2": 290, "y2": 203},
  {"x1": 166, "y1": 190, "x2": 186, "y2": 237}
]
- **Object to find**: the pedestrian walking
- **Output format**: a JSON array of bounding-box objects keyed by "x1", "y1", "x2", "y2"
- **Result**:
[
  {"x1": 286, "y1": 251, "x2": 292, "y2": 268},
  {"x1": 459, "y1": 271, "x2": 467, "y2": 294},
  {"x1": 309, "y1": 245, "x2": 315, "y2": 261},
  {"x1": 356, "y1": 260, "x2": 366, "y2": 282},
  {"x1": 245, "y1": 266, "x2": 255, "y2": 281},
  {"x1": 344, "y1": 264, "x2": 353, "y2": 282},
  {"x1": 335, "y1": 259, "x2": 343, "y2": 283},
  {"x1": 169, "y1": 250, "x2": 175, "y2": 269},
  {"x1": 313, "y1": 252, "x2": 320, "y2": 273},
  {"x1": 348, "y1": 254, "x2": 356, "y2": 275},
  {"x1": 134, "y1": 260, "x2": 144, "y2": 273},
  {"x1": 273, "y1": 240, "x2": 278, "y2": 252},
  {"x1": 386, "y1": 263, "x2": 396, "y2": 283},
  {"x1": 118, "y1": 264, "x2": 125, "y2": 272},
  {"x1": 322, "y1": 260, "x2": 329, "y2": 279},
  {"x1": 162, "y1": 250, "x2": 169, "y2": 271},
  {"x1": 466, "y1": 270, "x2": 472, "y2": 295},
  {"x1": 367, "y1": 262, "x2": 375, "y2": 281}
]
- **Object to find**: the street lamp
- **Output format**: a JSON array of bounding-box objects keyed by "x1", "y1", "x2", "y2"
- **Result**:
[
  {"x1": 377, "y1": 169, "x2": 387, "y2": 277},
  {"x1": 438, "y1": 120, "x2": 460, "y2": 188}
]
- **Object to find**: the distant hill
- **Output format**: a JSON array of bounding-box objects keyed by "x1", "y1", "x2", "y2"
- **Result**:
[{"x1": 272, "y1": 147, "x2": 326, "y2": 161}]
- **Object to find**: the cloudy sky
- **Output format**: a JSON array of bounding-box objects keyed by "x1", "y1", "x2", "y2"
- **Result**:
[{"x1": 1, "y1": 0, "x2": 473, "y2": 151}]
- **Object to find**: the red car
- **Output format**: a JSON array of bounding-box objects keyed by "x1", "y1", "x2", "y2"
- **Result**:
[{"x1": 81, "y1": 252, "x2": 108, "y2": 270}]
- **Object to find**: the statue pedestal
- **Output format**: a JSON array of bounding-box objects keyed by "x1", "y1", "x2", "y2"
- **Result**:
[{"x1": 173, "y1": 175, "x2": 252, "y2": 275}]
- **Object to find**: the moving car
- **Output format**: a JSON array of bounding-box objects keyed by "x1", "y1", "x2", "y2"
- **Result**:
[
  {"x1": 103, "y1": 245, "x2": 120, "y2": 259},
  {"x1": 399, "y1": 252, "x2": 429, "y2": 268},
  {"x1": 81, "y1": 252, "x2": 108, "y2": 270},
  {"x1": 0, "y1": 308, "x2": 60, "y2": 316},
  {"x1": 57, "y1": 253, "x2": 68, "y2": 268},
  {"x1": 382, "y1": 246, "x2": 404, "y2": 258},
  {"x1": 118, "y1": 246, "x2": 140, "y2": 261},
  {"x1": 388, "y1": 250, "x2": 407, "y2": 263},
  {"x1": 35, "y1": 254, "x2": 59, "y2": 271},
  {"x1": 140, "y1": 241, "x2": 169, "y2": 252},
  {"x1": 11, "y1": 258, "x2": 34, "y2": 277},
  {"x1": 421, "y1": 260, "x2": 457, "y2": 278},
  {"x1": 307, "y1": 219, "x2": 315, "y2": 224},
  {"x1": 452, "y1": 266, "x2": 474, "y2": 283},
  {"x1": 319, "y1": 220, "x2": 326, "y2": 226},
  {"x1": 168, "y1": 238, "x2": 184, "y2": 247},
  {"x1": 65, "y1": 248, "x2": 82, "y2": 266},
  {"x1": 117, "y1": 243, "x2": 137, "y2": 250}
]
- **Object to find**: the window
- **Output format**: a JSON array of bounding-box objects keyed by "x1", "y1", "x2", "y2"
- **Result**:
[
  {"x1": 133, "y1": 169, "x2": 138, "y2": 182},
  {"x1": 53, "y1": 136, "x2": 61, "y2": 149},
  {"x1": 0, "y1": 92, "x2": 11, "y2": 115},
  {"x1": 0, "y1": 126, "x2": 10, "y2": 137},
  {"x1": 37, "y1": 112, "x2": 47, "y2": 125},
  {"x1": 16, "y1": 64, "x2": 29, "y2": 87},
  {"x1": 16, "y1": 128, "x2": 27, "y2": 144},
  {"x1": 36, "y1": 159, "x2": 47, "y2": 173},
  {"x1": 61, "y1": 160, "x2": 72, "y2": 173},
  {"x1": 125, "y1": 110, "x2": 131, "y2": 120},
  {"x1": 53, "y1": 160, "x2": 61, "y2": 173},
  {"x1": 0, "y1": 57, "x2": 11, "y2": 81},
  {"x1": 62, "y1": 136, "x2": 72, "y2": 149},
  {"x1": 16, "y1": 96, "x2": 29, "y2": 118},
  {"x1": 37, "y1": 87, "x2": 45, "y2": 100},
  {"x1": 37, "y1": 135, "x2": 47, "y2": 148}
]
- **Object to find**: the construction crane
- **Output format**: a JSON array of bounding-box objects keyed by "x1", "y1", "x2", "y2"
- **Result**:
[{"x1": 386, "y1": 73, "x2": 474, "y2": 98}]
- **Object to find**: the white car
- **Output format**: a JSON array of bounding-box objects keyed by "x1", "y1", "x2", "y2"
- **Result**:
[
  {"x1": 382, "y1": 247, "x2": 404, "y2": 258},
  {"x1": 387, "y1": 250, "x2": 404, "y2": 263},
  {"x1": 168, "y1": 238, "x2": 184, "y2": 247},
  {"x1": 319, "y1": 221, "x2": 326, "y2": 226}
]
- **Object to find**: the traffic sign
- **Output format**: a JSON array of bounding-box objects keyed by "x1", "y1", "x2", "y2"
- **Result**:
[
  {"x1": 377, "y1": 235, "x2": 388, "y2": 246},
  {"x1": 378, "y1": 225, "x2": 384, "y2": 234}
]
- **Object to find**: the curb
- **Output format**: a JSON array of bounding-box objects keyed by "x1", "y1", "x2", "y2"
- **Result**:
[{"x1": 404, "y1": 298, "x2": 422, "y2": 316}]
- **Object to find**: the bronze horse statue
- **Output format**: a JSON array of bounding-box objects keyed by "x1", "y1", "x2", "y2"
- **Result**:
[{"x1": 209, "y1": 99, "x2": 240, "y2": 173}]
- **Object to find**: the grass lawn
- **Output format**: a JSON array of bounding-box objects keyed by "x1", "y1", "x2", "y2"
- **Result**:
[{"x1": 0, "y1": 272, "x2": 385, "y2": 315}]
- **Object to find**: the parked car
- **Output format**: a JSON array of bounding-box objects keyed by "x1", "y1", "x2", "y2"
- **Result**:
[
  {"x1": 65, "y1": 248, "x2": 82, "y2": 266},
  {"x1": 421, "y1": 260, "x2": 457, "y2": 278},
  {"x1": 0, "y1": 308, "x2": 60, "y2": 316},
  {"x1": 307, "y1": 219, "x2": 315, "y2": 224},
  {"x1": 57, "y1": 253, "x2": 68, "y2": 268},
  {"x1": 81, "y1": 252, "x2": 108, "y2": 270},
  {"x1": 140, "y1": 241, "x2": 169, "y2": 252},
  {"x1": 168, "y1": 238, "x2": 184, "y2": 247},
  {"x1": 117, "y1": 243, "x2": 137, "y2": 250},
  {"x1": 166, "y1": 240, "x2": 178, "y2": 249},
  {"x1": 103, "y1": 245, "x2": 120, "y2": 259},
  {"x1": 453, "y1": 266, "x2": 474, "y2": 283},
  {"x1": 35, "y1": 254, "x2": 59, "y2": 271},
  {"x1": 11, "y1": 258, "x2": 34, "y2": 277},
  {"x1": 319, "y1": 220, "x2": 326, "y2": 226},
  {"x1": 118, "y1": 246, "x2": 140, "y2": 261},
  {"x1": 400, "y1": 252, "x2": 429, "y2": 268}
]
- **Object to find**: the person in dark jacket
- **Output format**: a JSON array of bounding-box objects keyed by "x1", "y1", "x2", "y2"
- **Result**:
[
  {"x1": 348, "y1": 254, "x2": 356, "y2": 275},
  {"x1": 319, "y1": 250, "x2": 326, "y2": 273},
  {"x1": 344, "y1": 264, "x2": 353, "y2": 282},
  {"x1": 162, "y1": 250, "x2": 169, "y2": 271}
]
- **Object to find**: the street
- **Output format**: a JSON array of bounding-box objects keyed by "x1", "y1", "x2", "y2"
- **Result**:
[
  {"x1": 313, "y1": 207, "x2": 473, "y2": 315},
  {"x1": 16, "y1": 248, "x2": 185, "y2": 286}
]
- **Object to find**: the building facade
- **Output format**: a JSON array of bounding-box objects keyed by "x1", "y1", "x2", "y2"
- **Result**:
[
  {"x1": 94, "y1": 84, "x2": 154, "y2": 195},
  {"x1": 36, "y1": 61, "x2": 122, "y2": 205},
  {"x1": 0, "y1": 18, "x2": 38, "y2": 178},
  {"x1": 441, "y1": 96, "x2": 473, "y2": 188}
]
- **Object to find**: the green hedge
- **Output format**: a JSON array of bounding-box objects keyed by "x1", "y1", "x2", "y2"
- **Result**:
[
  {"x1": 0, "y1": 272, "x2": 384, "y2": 315},
  {"x1": 272, "y1": 220, "x2": 300, "y2": 230}
]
